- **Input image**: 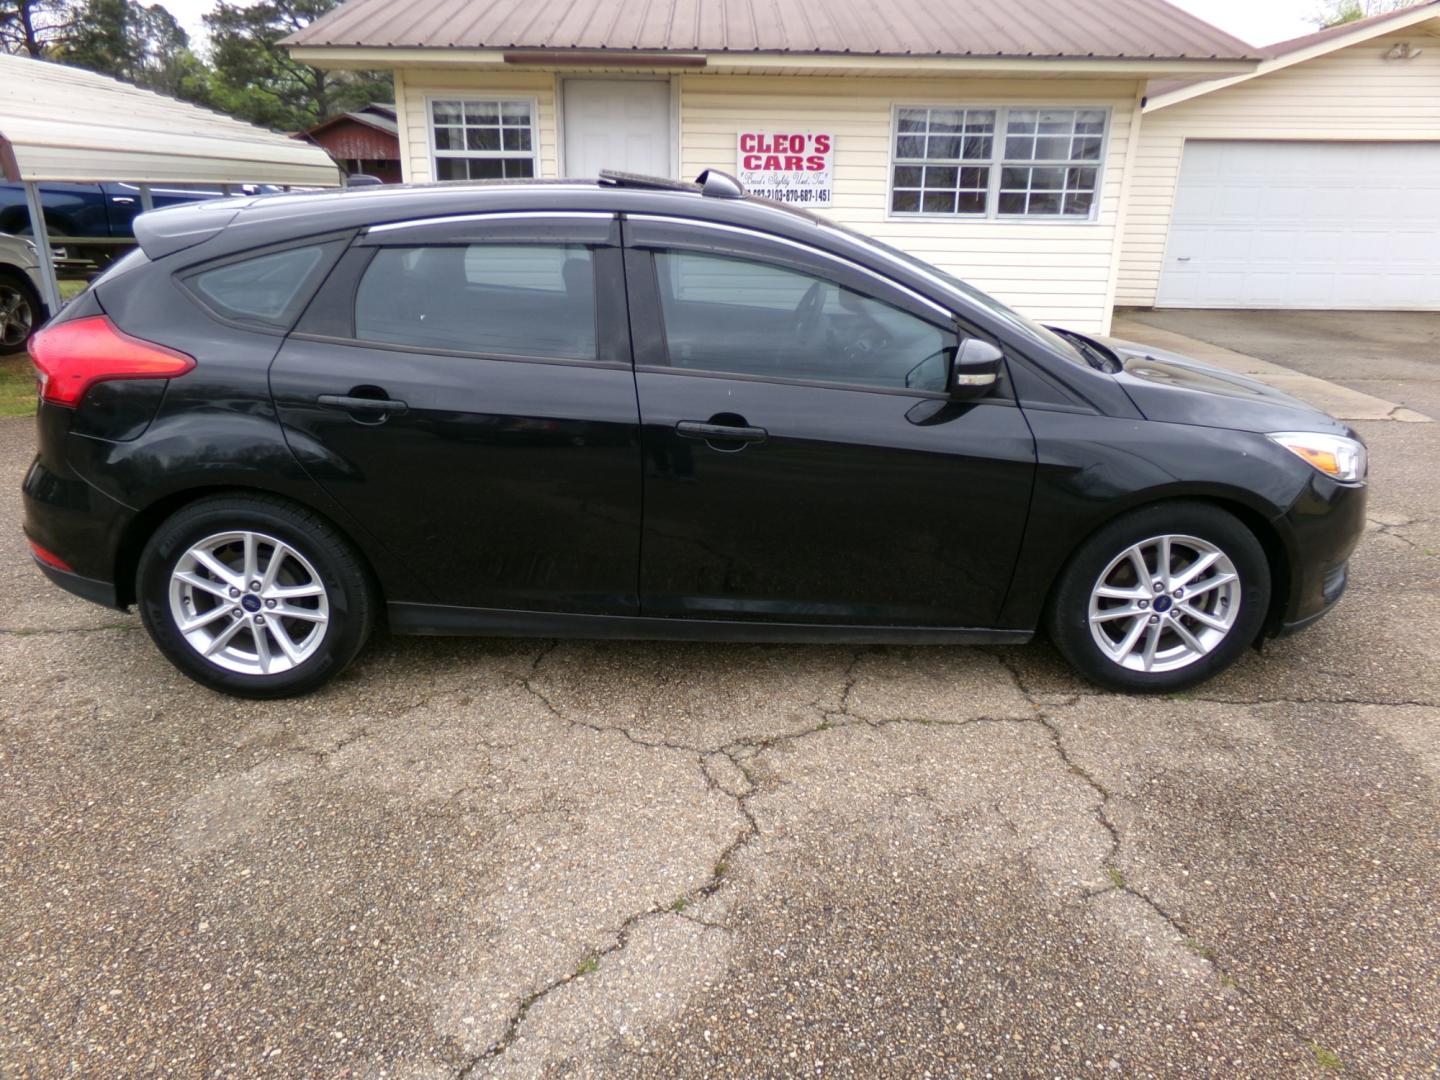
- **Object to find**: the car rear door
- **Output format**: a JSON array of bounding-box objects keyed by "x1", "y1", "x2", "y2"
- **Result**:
[
  {"x1": 623, "y1": 216, "x2": 1036, "y2": 629},
  {"x1": 269, "y1": 212, "x2": 643, "y2": 615}
]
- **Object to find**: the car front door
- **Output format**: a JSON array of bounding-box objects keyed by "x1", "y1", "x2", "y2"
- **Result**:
[
  {"x1": 269, "y1": 212, "x2": 643, "y2": 615},
  {"x1": 623, "y1": 216, "x2": 1036, "y2": 628}
]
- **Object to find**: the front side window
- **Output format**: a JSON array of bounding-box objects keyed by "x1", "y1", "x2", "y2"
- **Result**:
[
  {"x1": 354, "y1": 243, "x2": 596, "y2": 360},
  {"x1": 892, "y1": 106, "x2": 1107, "y2": 219},
  {"x1": 430, "y1": 99, "x2": 537, "y2": 180},
  {"x1": 654, "y1": 250, "x2": 955, "y2": 392}
]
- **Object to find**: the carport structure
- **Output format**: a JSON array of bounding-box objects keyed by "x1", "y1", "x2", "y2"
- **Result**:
[{"x1": 0, "y1": 55, "x2": 340, "y2": 313}]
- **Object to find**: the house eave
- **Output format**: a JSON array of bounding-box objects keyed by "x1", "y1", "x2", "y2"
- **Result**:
[
  {"x1": 1146, "y1": 8, "x2": 1440, "y2": 112},
  {"x1": 288, "y1": 45, "x2": 1256, "y2": 79}
]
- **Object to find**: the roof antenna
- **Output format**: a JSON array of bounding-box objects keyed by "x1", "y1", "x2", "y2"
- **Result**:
[{"x1": 695, "y1": 169, "x2": 746, "y2": 198}]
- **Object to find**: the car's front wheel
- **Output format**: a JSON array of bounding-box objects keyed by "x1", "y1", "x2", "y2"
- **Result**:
[
  {"x1": 1046, "y1": 502, "x2": 1270, "y2": 693},
  {"x1": 137, "y1": 494, "x2": 376, "y2": 698}
]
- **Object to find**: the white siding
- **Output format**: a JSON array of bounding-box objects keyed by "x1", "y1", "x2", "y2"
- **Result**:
[
  {"x1": 1117, "y1": 30, "x2": 1440, "y2": 308},
  {"x1": 395, "y1": 69, "x2": 560, "y2": 183},
  {"x1": 679, "y1": 74, "x2": 1142, "y2": 333},
  {"x1": 393, "y1": 69, "x2": 1143, "y2": 332}
]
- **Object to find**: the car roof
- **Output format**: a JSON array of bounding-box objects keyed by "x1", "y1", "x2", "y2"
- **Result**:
[{"x1": 132, "y1": 174, "x2": 829, "y2": 262}]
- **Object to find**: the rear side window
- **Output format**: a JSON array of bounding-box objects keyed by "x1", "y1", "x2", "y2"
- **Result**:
[
  {"x1": 353, "y1": 243, "x2": 596, "y2": 361},
  {"x1": 185, "y1": 242, "x2": 341, "y2": 329}
]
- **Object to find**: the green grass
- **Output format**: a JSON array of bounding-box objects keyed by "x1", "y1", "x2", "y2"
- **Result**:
[
  {"x1": 1183, "y1": 936, "x2": 1215, "y2": 961},
  {"x1": 0, "y1": 354, "x2": 37, "y2": 417},
  {"x1": 1311, "y1": 1043, "x2": 1343, "y2": 1071}
]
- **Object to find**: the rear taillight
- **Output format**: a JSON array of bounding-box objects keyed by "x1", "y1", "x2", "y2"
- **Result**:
[
  {"x1": 28, "y1": 315, "x2": 194, "y2": 408},
  {"x1": 27, "y1": 539, "x2": 74, "y2": 572}
]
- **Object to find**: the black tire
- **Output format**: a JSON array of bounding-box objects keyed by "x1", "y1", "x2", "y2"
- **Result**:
[
  {"x1": 0, "y1": 270, "x2": 41, "y2": 356},
  {"x1": 1045, "y1": 501, "x2": 1270, "y2": 694},
  {"x1": 137, "y1": 494, "x2": 376, "y2": 698}
]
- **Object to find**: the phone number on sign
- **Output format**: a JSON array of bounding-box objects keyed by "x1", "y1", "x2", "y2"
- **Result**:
[{"x1": 748, "y1": 187, "x2": 833, "y2": 204}]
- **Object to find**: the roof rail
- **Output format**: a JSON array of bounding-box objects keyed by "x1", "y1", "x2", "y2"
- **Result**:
[
  {"x1": 595, "y1": 169, "x2": 748, "y2": 199},
  {"x1": 597, "y1": 170, "x2": 698, "y2": 193},
  {"x1": 695, "y1": 169, "x2": 746, "y2": 198}
]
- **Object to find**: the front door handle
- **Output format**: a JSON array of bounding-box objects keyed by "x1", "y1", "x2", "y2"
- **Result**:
[
  {"x1": 675, "y1": 420, "x2": 767, "y2": 444},
  {"x1": 317, "y1": 393, "x2": 408, "y2": 415}
]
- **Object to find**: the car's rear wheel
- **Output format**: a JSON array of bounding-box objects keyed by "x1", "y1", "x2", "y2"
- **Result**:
[
  {"x1": 1045, "y1": 502, "x2": 1270, "y2": 693},
  {"x1": 0, "y1": 272, "x2": 40, "y2": 356},
  {"x1": 137, "y1": 494, "x2": 375, "y2": 698}
]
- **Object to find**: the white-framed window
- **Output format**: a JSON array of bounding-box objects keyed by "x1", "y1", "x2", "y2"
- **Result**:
[
  {"x1": 891, "y1": 106, "x2": 1108, "y2": 220},
  {"x1": 429, "y1": 98, "x2": 538, "y2": 181}
]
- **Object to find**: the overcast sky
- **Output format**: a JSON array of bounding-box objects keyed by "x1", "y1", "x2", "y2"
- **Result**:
[{"x1": 160, "y1": 0, "x2": 1324, "y2": 52}]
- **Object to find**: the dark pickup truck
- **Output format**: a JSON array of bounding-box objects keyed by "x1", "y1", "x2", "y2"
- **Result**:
[{"x1": 0, "y1": 182, "x2": 276, "y2": 266}]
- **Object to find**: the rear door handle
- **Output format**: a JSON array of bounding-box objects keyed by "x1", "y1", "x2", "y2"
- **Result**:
[
  {"x1": 317, "y1": 394, "x2": 408, "y2": 415},
  {"x1": 675, "y1": 421, "x2": 767, "y2": 443}
]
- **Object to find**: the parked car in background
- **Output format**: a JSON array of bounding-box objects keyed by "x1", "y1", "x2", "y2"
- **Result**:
[
  {"x1": 0, "y1": 182, "x2": 278, "y2": 268},
  {"x1": 0, "y1": 232, "x2": 46, "y2": 355},
  {"x1": 21, "y1": 171, "x2": 1367, "y2": 698}
]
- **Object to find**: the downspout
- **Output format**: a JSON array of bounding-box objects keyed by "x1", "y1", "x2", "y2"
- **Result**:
[{"x1": 1100, "y1": 85, "x2": 1147, "y2": 337}]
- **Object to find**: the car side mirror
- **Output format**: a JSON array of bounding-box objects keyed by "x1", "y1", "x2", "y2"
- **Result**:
[{"x1": 949, "y1": 339, "x2": 1004, "y2": 399}]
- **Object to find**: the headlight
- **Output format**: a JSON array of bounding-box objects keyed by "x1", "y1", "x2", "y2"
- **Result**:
[
  {"x1": 23, "y1": 239, "x2": 37, "y2": 258},
  {"x1": 1268, "y1": 432, "x2": 1367, "y2": 483}
]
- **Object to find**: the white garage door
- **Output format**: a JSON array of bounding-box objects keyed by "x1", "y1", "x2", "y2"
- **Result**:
[{"x1": 1158, "y1": 140, "x2": 1440, "y2": 309}]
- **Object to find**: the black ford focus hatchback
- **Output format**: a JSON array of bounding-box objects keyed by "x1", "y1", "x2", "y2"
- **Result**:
[{"x1": 22, "y1": 171, "x2": 1366, "y2": 698}]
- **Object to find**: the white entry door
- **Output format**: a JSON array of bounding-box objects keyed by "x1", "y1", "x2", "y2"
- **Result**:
[
  {"x1": 563, "y1": 79, "x2": 672, "y2": 179},
  {"x1": 1158, "y1": 140, "x2": 1440, "y2": 309}
]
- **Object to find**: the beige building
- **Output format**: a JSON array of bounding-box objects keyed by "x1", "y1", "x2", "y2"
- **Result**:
[
  {"x1": 286, "y1": 0, "x2": 1440, "y2": 331},
  {"x1": 1118, "y1": 2, "x2": 1440, "y2": 311},
  {"x1": 285, "y1": 0, "x2": 1259, "y2": 334}
]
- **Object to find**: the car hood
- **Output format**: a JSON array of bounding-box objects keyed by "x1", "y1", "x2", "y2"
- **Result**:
[
  {"x1": 0, "y1": 233, "x2": 40, "y2": 271},
  {"x1": 1098, "y1": 336, "x2": 1351, "y2": 437}
]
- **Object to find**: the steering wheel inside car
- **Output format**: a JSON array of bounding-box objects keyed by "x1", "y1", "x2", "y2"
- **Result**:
[{"x1": 792, "y1": 281, "x2": 827, "y2": 349}]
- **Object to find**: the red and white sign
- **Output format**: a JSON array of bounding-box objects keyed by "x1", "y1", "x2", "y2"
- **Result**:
[{"x1": 736, "y1": 132, "x2": 834, "y2": 208}]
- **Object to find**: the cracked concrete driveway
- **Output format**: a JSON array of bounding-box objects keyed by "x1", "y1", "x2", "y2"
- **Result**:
[
  {"x1": 1120, "y1": 310, "x2": 1440, "y2": 423},
  {"x1": 3, "y1": 395, "x2": 1438, "y2": 1077}
]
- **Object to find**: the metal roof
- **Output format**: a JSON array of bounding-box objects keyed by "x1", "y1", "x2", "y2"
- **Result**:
[
  {"x1": 1256, "y1": 0, "x2": 1438, "y2": 58},
  {"x1": 284, "y1": 0, "x2": 1255, "y2": 61},
  {"x1": 0, "y1": 55, "x2": 340, "y2": 186},
  {"x1": 1146, "y1": 0, "x2": 1440, "y2": 108},
  {"x1": 304, "y1": 106, "x2": 400, "y2": 138}
]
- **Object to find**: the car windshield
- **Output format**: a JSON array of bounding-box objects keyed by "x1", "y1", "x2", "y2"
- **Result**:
[{"x1": 819, "y1": 223, "x2": 1091, "y2": 367}]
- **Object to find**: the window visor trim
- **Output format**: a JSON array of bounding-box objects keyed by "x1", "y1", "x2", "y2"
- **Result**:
[{"x1": 624, "y1": 215, "x2": 954, "y2": 323}]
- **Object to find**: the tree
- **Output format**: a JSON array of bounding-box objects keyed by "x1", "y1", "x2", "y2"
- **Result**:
[
  {"x1": 1312, "y1": 0, "x2": 1411, "y2": 28},
  {"x1": 56, "y1": 0, "x2": 211, "y2": 100},
  {"x1": 205, "y1": 0, "x2": 391, "y2": 131},
  {"x1": 0, "y1": 0, "x2": 72, "y2": 56}
]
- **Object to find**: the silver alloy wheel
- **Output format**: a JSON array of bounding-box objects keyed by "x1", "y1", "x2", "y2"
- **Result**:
[
  {"x1": 1087, "y1": 534, "x2": 1240, "y2": 674},
  {"x1": 168, "y1": 530, "x2": 330, "y2": 676},
  {"x1": 0, "y1": 284, "x2": 32, "y2": 348}
]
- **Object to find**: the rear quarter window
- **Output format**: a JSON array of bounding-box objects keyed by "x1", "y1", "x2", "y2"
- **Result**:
[{"x1": 183, "y1": 241, "x2": 345, "y2": 329}]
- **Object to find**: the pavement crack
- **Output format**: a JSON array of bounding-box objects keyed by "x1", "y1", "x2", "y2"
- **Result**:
[
  {"x1": 456, "y1": 902, "x2": 675, "y2": 1076},
  {"x1": 1368, "y1": 516, "x2": 1422, "y2": 549},
  {"x1": 0, "y1": 622, "x2": 137, "y2": 637},
  {"x1": 990, "y1": 649, "x2": 1361, "y2": 1066},
  {"x1": 1191, "y1": 693, "x2": 1438, "y2": 709},
  {"x1": 518, "y1": 642, "x2": 711, "y2": 755},
  {"x1": 458, "y1": 645, "x2": 764, "y2": 1074}
]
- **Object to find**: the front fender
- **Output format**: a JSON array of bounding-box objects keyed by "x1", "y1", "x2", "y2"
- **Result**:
[{"x1": 999, "y1": 410, "x2": 1310, "y2": 630}]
